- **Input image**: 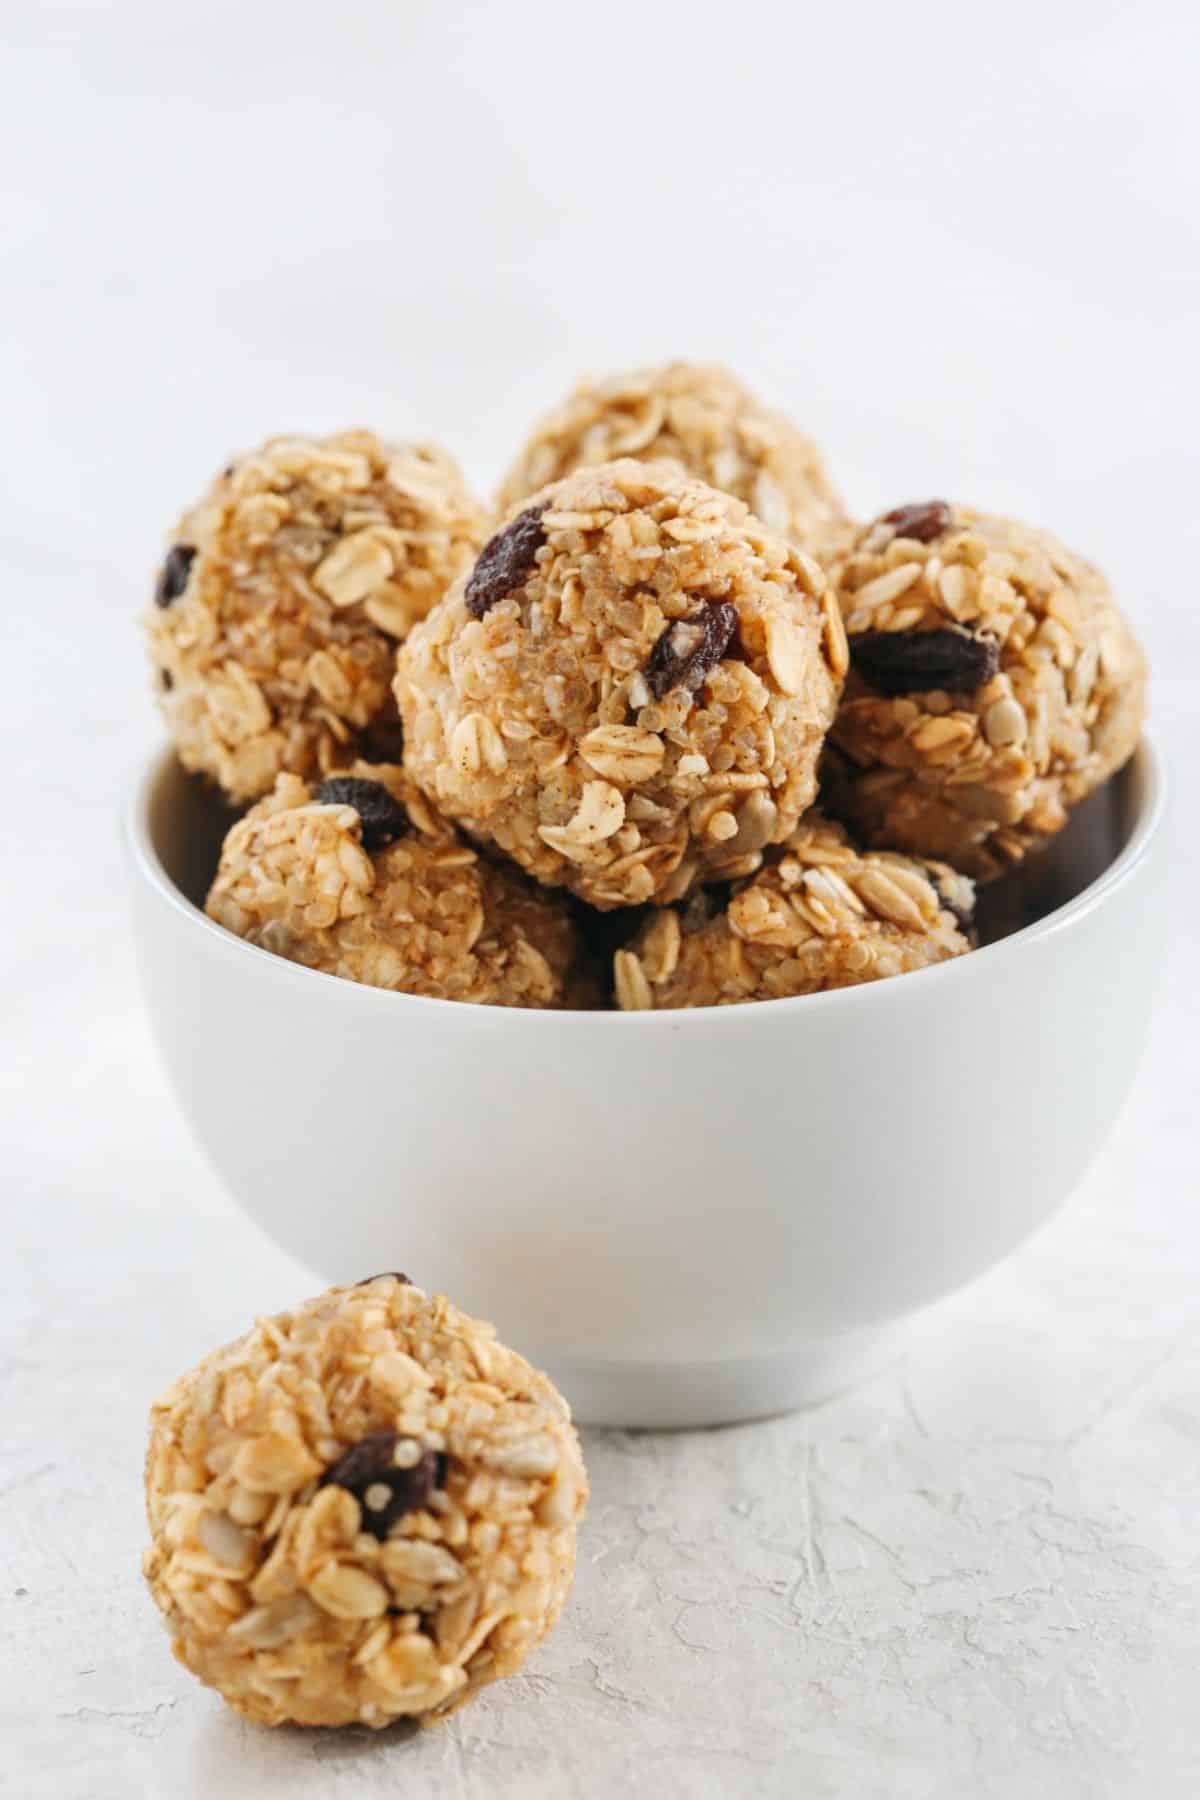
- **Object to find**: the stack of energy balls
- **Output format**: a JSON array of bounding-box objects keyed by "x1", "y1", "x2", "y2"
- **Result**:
[
  {"x1": 146, "y1": 364, "x2": 1147, "y2": 1011},
  {"x1": 139, "y1": 369, "x2": 1149, "y2": 1733}
]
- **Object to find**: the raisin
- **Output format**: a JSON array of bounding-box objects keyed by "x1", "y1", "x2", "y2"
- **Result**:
[
  {"x1": 314, "y1": 777, "x2": 408, "y2": 852},
  {"x1": 849, "y1": 627, "x2": 999, "y2": 696},
  {"x1": 159, "y1": 669, "x2": 174, "y2": 693},
  {"x1": 645, "y1": 600, "x2": 740, "y2": 699},
  {"x1": 881, "y1": 500, "x2": 952, "y2": 544},
  {"x1": 155, "y1": 544, "x2": 196, "y2": 608},
  {"x1": 464, "y1": 504, "x2": 548, "y2": 619},
  {"x1": 355, "y1": 1271, "x2": 411, "y2": 1287},
  {"x1": 320, "y1": 1432, "x2": 440, "y2": 1540}
]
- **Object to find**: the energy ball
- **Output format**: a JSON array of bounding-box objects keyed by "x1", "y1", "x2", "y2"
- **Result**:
[
  {"x1": 143, "y1": 1275, "x2": 587, "y2": 1727},
  {"x1": 497, "y1": 361, "x2": 847, "y2": 556},
  {"x1": 825, "y1": 501, "x2": 1147, "y2": 880},
  {"x1": 614, "y1": 815, "x2": 974, "y2": 1009},
  {"x1": 396, "y1": 460, "x2": 847, "y2": 910},
  {"x1": 206, "y1": 761, "x2": 582, "y2": 1007},
  {"x1": 146, "y1": 431, "x2": 486, "y2": 804}
]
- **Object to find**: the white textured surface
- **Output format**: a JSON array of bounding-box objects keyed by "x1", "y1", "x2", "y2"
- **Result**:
[{"x1": 2, "y1": 3, "x2": 1198, "y2": 1796}]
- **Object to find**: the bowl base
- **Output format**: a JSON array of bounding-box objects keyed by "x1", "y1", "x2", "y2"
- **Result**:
[{"x1": 539, "y1": 1322, "x2": 908, "y2": 1429}]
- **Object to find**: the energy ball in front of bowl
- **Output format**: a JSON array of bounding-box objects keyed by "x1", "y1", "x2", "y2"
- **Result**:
[
  {"x1": 824, "y1": 501, "x2": 1147, "y2": 880},
  {"x1": 395, "y1": 459, "x2": 848, "y2": 910},
  {"x1": 496, "y1": 359, "x2": 848, "y2": 557},
  {"x1": 145, "y1": 431, "x2": 487, "y2": 805},
  {"x1": 614, "y1": 813, "x2": 975, "y2": 1009},
  {"x1": 142, "y1": 1274, "x2": 588, "y2": 1728},
  {"x1": 206, "y1": 762, "x2": 584, "y2": 1006}
]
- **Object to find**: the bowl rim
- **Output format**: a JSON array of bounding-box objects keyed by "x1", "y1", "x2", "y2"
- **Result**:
[{"x1": 124, "y1": 736, "x2": 1167, "y2": 1027}]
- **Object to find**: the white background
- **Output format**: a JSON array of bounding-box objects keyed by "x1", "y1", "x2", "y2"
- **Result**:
[{"x1": 2, "y1": 3, "x2": 1198, "y2": 1796}]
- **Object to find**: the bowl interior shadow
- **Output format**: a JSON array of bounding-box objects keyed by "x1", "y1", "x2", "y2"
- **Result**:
[{"x1": 973, "y1": 758, "x2": 1141, "y2": 944}]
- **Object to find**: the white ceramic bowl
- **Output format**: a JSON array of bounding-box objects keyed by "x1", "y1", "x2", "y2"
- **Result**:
[{"x1": 125, "y1": 742, "x2": 1166, "y2": 1427}]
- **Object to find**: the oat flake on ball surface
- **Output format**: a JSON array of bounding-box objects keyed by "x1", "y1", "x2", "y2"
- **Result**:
[
  {"x1": 396, "y1": 459, "x2": 847, "y2": 910},
  {"x1": 496, "y1": 361, "x2": 848, "y2": 557},
  {"x1": 825, "y1": 501, "x2": 1147, "y2": 880},
  {"x1": 145, "y1": 431, "x2": 486, "y2": 805},
  {"x1": 142, "y1": 1276, "x2": 588, "y2": 1728},
  {"x1": 205, "y1": 761, "x2": 583, "y2": 1007},
  {"x1": 614, "y1": 814, "x2": 974, "y2": 1009}
]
